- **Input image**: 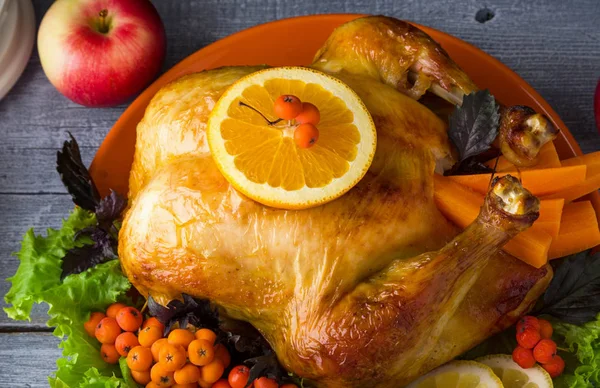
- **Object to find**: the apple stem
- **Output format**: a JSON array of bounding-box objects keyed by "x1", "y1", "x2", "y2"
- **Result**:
[{"x1": 98, "y1": 9, "x2": 109, "y2": 34}]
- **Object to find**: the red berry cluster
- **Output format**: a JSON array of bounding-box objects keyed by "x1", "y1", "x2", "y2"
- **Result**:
[
  {"x1": 273, "y1": 95, "x2": 321, "y2": 149},
  {"x1": 512, "y1": 316, "x2": 564, "y2": 378}
]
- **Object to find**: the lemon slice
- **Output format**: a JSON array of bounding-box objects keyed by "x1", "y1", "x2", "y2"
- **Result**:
[
  {"x1": 407, "y1": 360, "x2": 503, "y2": 388},
  {"x1": 477, "y1": 355, "x2": 553, "y2": 388},
  {"x1": 207, "y1": 66, "x2": 377, "y2": 209}
]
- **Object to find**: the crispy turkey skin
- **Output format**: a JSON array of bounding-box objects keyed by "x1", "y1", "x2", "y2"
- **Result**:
[{"x1": 119, "y1": 16, "x2": 551, "y2": 387}]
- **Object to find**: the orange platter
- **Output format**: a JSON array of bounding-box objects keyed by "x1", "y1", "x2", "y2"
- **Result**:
[{"x1": 89, "y1": 13, "x2": 599, "y2": 214}]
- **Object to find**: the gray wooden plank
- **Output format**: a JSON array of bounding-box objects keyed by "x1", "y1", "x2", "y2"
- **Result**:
[
  {"x1": 0, "y1": 147, "x2": 96, "y2": 194},
  {"x1": 0, "y1": 194, "x2": 75, "y2": 327},
  {"x1": 0, "y1": 332, "x2": 60, "y2": 387}
]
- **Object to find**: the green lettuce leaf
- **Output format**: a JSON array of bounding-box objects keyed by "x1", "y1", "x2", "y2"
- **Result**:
[
  {"x1": 4, "y1": 208, "x2": 133, "y2": 387},
  {"x1": 50, "y1": 315, "x2": 120, "y2": 388},
  {"x1": 553, "y1": 314, "x2": 600, "y2": 387},
  {"x1": 80, "y1": 369, "x2": 124, "y2": 388},
  {"x1": 53, "y1": 358, "x2": 137, "y2": 388},
  {"x1": 4, "y1": 207, "x2": 96, "y2": 320},
  {"x1": 118, "y1": 357, "x2": 139, "y2": 388},
  {"x1": 46, "y1": 259, "x2": 131, "y2": 329},
  {"x1": 49, "y1": 260, "x2": 132, "y2": 387}
]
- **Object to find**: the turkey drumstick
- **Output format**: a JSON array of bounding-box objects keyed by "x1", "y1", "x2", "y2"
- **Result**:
[{"x1": 282, "y1": 176, "x2": 540, "y2": 386}]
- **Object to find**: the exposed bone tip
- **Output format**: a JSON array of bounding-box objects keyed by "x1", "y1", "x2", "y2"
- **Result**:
[
  {"x1": 499, "y1": 106, "x2": 559, "y2": 167},
  {"x1": 490, "y1": 175, "x2": 540, "y2": 217},
  {"x1": 525, "y1": 113, "x2": 559, "y2": 138}
]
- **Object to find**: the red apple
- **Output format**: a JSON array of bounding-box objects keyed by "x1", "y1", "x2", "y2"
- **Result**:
[{"x1": 38, "y1": 0, "x2": 166, "y2": 107}]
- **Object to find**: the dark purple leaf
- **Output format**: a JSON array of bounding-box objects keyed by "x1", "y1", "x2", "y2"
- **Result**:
[
  {"x1": 535, "y1": 250, "x2": 600, "y2": 324},
  {"x1": 95, "y1": 190, "x2": 127, "y2": 230},
  {"x1": 56, "y1": 133, "x2": 100, "y2": 211},
  {"x1": 449, "y1": 90, "x2": 500, "y2": 161},
  {"x1": 245, "y1": 351, "x2": 292, "y2": 387},
  {"x1": 219, "y1": 317, "x2": 267, "y2": 355},
  {"x1": 60, "y1": 228, "x2": 117, "y2": 280},
  {"x1": 445, "y1": 157, "x2": 495, "y2": 176},
  {"x1": 57, "y1": 134, "x2": 128, "y2": 278},
  {"x1": 148, "y1": 294, "x2": 219, "y2": 336}
]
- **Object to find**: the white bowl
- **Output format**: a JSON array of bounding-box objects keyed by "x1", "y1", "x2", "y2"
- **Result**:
[{"x1": 0, "y1": 0, "x2": 35, "y2": 100}]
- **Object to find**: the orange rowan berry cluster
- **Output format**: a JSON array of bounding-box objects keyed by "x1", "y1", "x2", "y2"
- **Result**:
[
  {"x1": 512, "y1": 316, "x2": 564, "y2": 378},
  {"x1": 85, "y1": 303, "x2": 298, "y2": 388}
]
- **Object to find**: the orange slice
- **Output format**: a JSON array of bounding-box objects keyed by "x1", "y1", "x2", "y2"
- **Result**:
[{"x1": 207, "y1": 67, "x2": 376, "y2": 209}]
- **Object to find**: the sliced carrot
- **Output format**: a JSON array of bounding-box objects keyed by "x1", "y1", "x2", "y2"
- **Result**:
[
  {"x1": 543, "y1": 151, "x2": 600, "y2": 203},
  {"x1": 561, "y1": 151, "x2": 600, "y2": 175},
  {"x1": 448, "y1": 165, "x2": 587, "y2": 197},
  {"x1": 486, "y1": 142, "x2": 561, "y2": 171},
  {"x1": 506, "y1": 228, "x2": 552, "y2": 268},
  {"x1": 485, "y1": 155, "x2": 513, "y2": 172},
  {"x1": 534, "y1": 142, "x2": 562, "y2": 169},
  {"x1": 433, "y1": 175, "x2": 561, "y2": 236},
  {"x1": 433, "y1": 174, "x2": 551, "y2": 268},
  {"x1": 433, "y1": 174, "x2": 481, "y2": 229},
  {"x1": 536, "y1": 198, "x2": 564, "y2": 238},
  {"x1": 543, "y1": 173, "x2": 600, "y2": 204},
  {"x1": 549, "y1": 201, "x2": 600, "y2": 259}
]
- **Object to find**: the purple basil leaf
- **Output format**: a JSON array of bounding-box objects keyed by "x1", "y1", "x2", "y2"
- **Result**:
[
  {"x1": 148, "y1": 294, "x2": 219, "y2": 336},
  {"x1": 56, "y1": 133, "x2": 101, "y2": 211},
  {"x1": 60, "y1": 246, "x2": 108, "y2": 281},
  {"x1": 536, "y1": 250, "x2": 600, "y2": 324},
  {"x1": 245, "y1": 351, "x2": 288, "y2": 387},
  {"x1": 95, "y1": 190, "x2": 127, "y2": 230},
  {"x1": 60, "y1": 228, "x2": 117, "y2": 280},
  {"x1": 445, "y1": 157, "x2": 495, "y2": 176},
  {"x1": 448, "y1": 90, "x2": 500, "y2": 163}
]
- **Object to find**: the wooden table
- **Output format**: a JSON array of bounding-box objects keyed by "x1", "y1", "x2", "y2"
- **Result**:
[{"x1": 1, "y1": 0, "x2": 599, "y2": 386}]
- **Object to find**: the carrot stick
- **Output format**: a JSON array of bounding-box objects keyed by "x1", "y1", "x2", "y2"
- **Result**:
[
  {"x1": 433, "y1": 174, "x2": 481, "y2": 229},
  {"x1": 543, "y1": 151, "x2": 600, "y2": 203},
  {"x1": 543, "y1": 173, "x2": 600, "y2": 204},
  {"x1": 561, "y1": 151, "x2": 600, "y2": 176},
  {"x1": 434, "y1": 175, "x2": 564, "y2": 237},
  {"x1": 535, "y1": 142, "x2": 562, "y2": 169},
  {"x1": 507, "y1": 228, "x2": 552, "y2": 268},
  {"x1": 486, "y1": 142, "x2": 561, "y2": 171},
  {"x1": 536, "y1": 198, "x2": 564, "y2": 238},
  {"x1": 537, "y1": 198, "x2": 564, "y2": 223},
  {"x1": 433, "y1": 174, "x2": 551, "y2": 267},
  {"x1": 549, "y1": 201, "x2": 600, "y2": 259},
  {"x1": 433, "y1": 175, "x2": 561, "y2": 236},
  {"x1": 448, "y1": 165, "x2": 587, "y2": 197}
]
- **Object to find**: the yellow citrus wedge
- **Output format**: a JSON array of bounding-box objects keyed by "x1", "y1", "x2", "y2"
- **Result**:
[
  {"x1": 407, "y1": 360, "x2": 504, "y2": 388},
  {"x1": 477, "y1": 355, "x2": 553, "y2": 388},
  {"x1": 207, "y1": 66, "x2": 376, "y2": 209}
]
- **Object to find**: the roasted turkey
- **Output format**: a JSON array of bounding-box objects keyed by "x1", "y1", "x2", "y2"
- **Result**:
[{"x1": 119, "y1": 16, "x2": 553, "y2": 387}]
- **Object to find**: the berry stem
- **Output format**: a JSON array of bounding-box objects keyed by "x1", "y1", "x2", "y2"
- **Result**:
[
  {"x1": 140, "y1": 299, "x2": 148, "y2": 314},
  {"x1": 489, "y1": 153, "x2": 500, "y2": 190},
  {"x1": 556, "y1": 346, "x2": 570, "y2": 352},
  {"x1": 239, "y1": 101, "x2": 282, "y2": 126}
]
